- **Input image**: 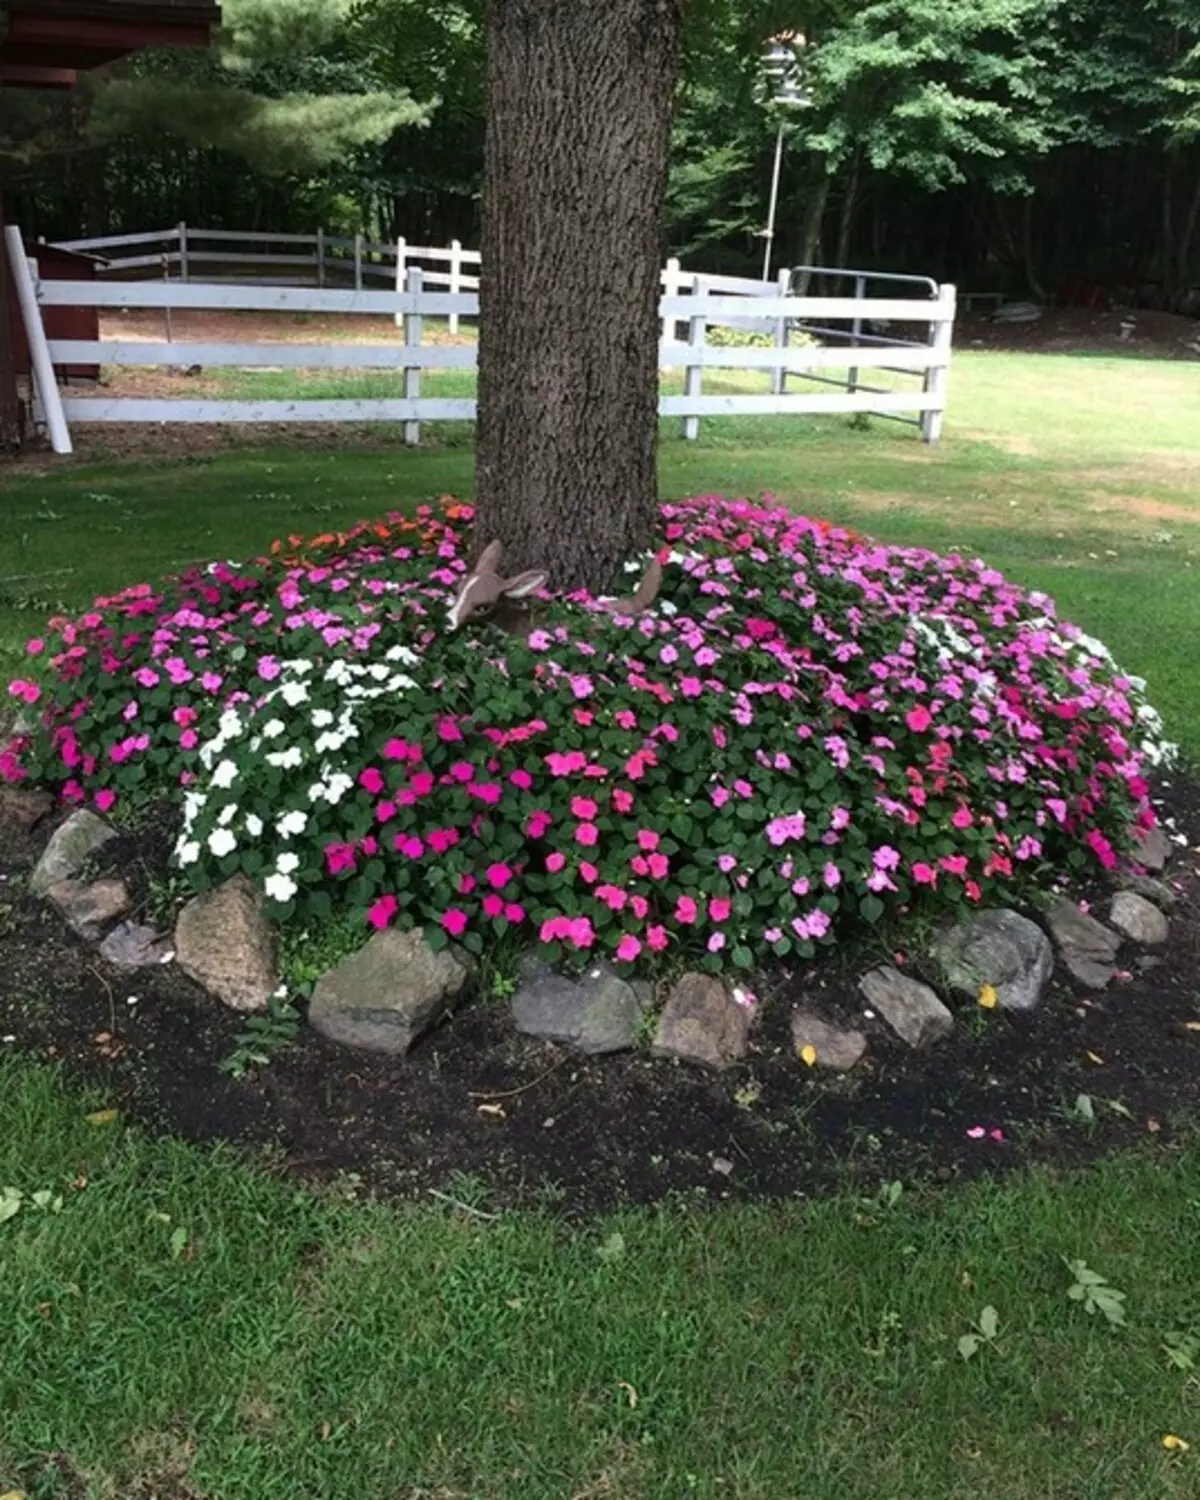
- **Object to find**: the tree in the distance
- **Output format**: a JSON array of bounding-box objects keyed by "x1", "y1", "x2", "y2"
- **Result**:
[{"x1": 474, "y1": 0, "x2": 685, "y2": 594}]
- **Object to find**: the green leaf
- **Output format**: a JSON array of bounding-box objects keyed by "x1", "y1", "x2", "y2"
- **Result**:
[
  {"x1": 860, "y1": 894, "x2": 884, "y2": 924},
  {"x1": 978, "y1": 1305, "x2": 999, "y2": 1340},
  {"x1": 957, "y1": 1333, "x2": 980, "y2": 1361}
]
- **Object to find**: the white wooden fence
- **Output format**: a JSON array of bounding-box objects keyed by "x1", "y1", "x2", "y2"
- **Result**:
[{"x1": 12, "y1": 227, "x2": 955, "y2": 457}]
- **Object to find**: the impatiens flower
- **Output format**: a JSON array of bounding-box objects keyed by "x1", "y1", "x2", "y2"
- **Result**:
[
  {"x1": 482, "y1": 894, "x2": 504, "y2": 918},
  {"x1": 616, "y1": 934, "x2": 642, "y2": 963},
  {"x1": 94, "y1": 788, "x2": 116, "y2": 813},
  {"x1": 441, "y1": 907, "x2": 469, "y2": 937},
  {"x1": 579, "y1": 861, "x2": 598, "y2": 883},
  {"x1": 709, "y1": 896, "x2": 732, "y2": 922},
  {"x1": 675, "y1": 895, "x2": 699, "y2": 924},
  {"x1": 509, "y1": 768, "x2": 533, "y2": 790},
  {"x1": 575, "y1": 822, "x2": 599, "y2": 847},
  {"x1": 906, "y1": 705, "x2": 933, "y2": 733},
  {"x1": 646, "y1": 925, "x2": 669, "y2": 951},
  {"x1": 539, "y1": 915, "x2": 571, "y2": 942},
  {"x1": 368, "y1": 894, "x2": 399, "y2": 929},
  {"x1": 546, "y1": 851, "x2": 567, "y2": 873},
  {"x1": 637, "y1": 828, "x2": 660, "y2": 851},
  {"x1": 717, "y1": 854, "x2": 737, "y2": 873},
  {"x1": 647, "y1": 853, "x2": 669, "y2": 879},
  {"x1": 612, "y1": 788, "x2": 634, "y2": 813},
  {"x1": 207, "y1": 827, "x2": 237, "y2": 858},
  {"x1": 567, "y1": 916, "x2": 595, "y2": 949},
  {"x1": 911, "y1": 862, "x2": 938, "y2": 885},
  {"x1": 596, "y1": 883, "x2": 627, "y2": 912},
  {"x1": 504, "y1": 903, "x2": 525, "y2": 924},
  {"x1": 707, "y1": 932, "x2": 726, "y2": 953},
  {"x1": 572, "y1": 796, "x2": 599, "y2": 820},
  {"x1": 546, "y1": 750, "x2": 587, "y2": 776},
  {"x1": 264, "y1": 872, "x2": 297, "y2": 904},
  {"x1": 486, "y1": 862, "x2": 513, "y2": 889},
  {"x1": 951, "y1": 804, "x2": 973, "y2": 829},
  {"x1": 359, "y1": 767, "x2": 385, "y2": 795},
  {"x1": 325, "y1": 842, "x2": 357, "y2": 875}
]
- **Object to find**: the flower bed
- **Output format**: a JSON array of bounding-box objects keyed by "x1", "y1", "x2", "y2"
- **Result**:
[{"x1": 3, "y1": 497, "x2": 1175, "y2": 976}]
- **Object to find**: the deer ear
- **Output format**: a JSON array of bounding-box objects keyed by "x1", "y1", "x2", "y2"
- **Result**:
[
  {"x1": 476, "y1": 540, "x2": 503, "y2": 573},
  {"x1": 630, "y1": 558, "x2": 663, "y2": 612},
  {"x1": 501, "y1": 569, "x2": 548, "y2": 599}
]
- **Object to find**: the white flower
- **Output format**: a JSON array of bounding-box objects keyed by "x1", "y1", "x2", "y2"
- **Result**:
[
  {"x1": 659, "y1": 601, "x2": 679, "y2": 617},
  {"x1": 276, "y1": 852, "x2": 301, "y2": 875},
  {"x1": 217, "y1": 804, "x2": 238, "y2": 827},
  {"x1": 385, "y1": 645, "x2": 420, "y2": 666},
  {"x1": 323, "y1": 772, "x2": 354, "y2": 803},
  {"x1": 280, "y1": 681, "x2": 310, "y2": 708},
  {"x1": 219, "y1": 709, "x2": 244, "y2": 739},
  {"x1": 277, "y1": 809, "x2": 308, "y2": 838},
  {"x1": 285, "y1": 659, "x2": 314, "y2": 676},
  {"x1": 265, "y1": 746, "x2": 304, "y2": 770},
  {"x1": 368, "y1": 664, "x2": 391, "y2": 682},
  {"x1": 324, "y1": 661, "x2": 351, "y2": 686},
  {"x1": 261, "y1": 718, "x2": 286, "y2": 739},
  {"x1": 311, "y1": 709, "x2": 335, "y2": 728},
  {"x1": 244, "y1": 813, "x2": 264, "y2": 837},
  {"x1": 176, "y1": 838, "x2": 200, "y2": 866},
  {"x1": 263, "y1": 872, "x2": 297, "y2": 904},
  {"x1": 314, "y1": 730, "x2": 348, "y2": 755},
  {"x1": 208, "y1": 827, "x2": 237, "y2": 858},
  {"x1": 211, "y1": 759, "x2": 238, "y2": 790}
]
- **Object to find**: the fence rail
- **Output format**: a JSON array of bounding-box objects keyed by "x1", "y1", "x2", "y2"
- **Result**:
[{"x1": 16, "y1": 226, "x2": 955, "y2": 458}]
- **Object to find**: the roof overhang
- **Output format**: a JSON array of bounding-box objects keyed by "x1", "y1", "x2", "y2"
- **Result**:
[{"x1": 0, "y1": 2, "x2": 220, "y2": 85}]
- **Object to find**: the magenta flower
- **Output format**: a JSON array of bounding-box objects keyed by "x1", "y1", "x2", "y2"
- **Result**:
[
  {"x1": 709, "y1": 896, "x2": 732, "y2": 922},
  {"x1": 504, "y1": 902, "x2": 526, "y2": 924},
  {"x1": 368, "y1": 894, "x2": 399, "y2": 930},
  {"x1": 647, "y1": 852, "x2": 669, "y2": 879},
  {"x1": 575, "y1": 822, "x2": 599, "y2": 846},
  {"x1": 951, "y1": 804, "x2": 973, "y2": 829},
  {"x1": 612, "y1": 788, "x2": 634, "y2": 813},
  {"x1": 509, "y1": 768, "x2": 534, "y2": 790},
  {"x1": 571, "y1": 796, "x2": 599, "y2": 820},
  {"x1": 912, "y1": 862, "x2": 938, "y2": 885},
  {"x1": 359, "y1": 767, "x2": 385, "y2": 795},
  {"x1": 94, "y1": 788, "x2": 116, "y2": 813},
  {"x1": 567, "y1": 916, "x2": 596, "y2": 949},
  {"x1": 546, "y1": 851, "x2": 566, "y2": 873},
  {"x1": 324, "y1": 842, "x2": 357, "y2": 876},
  {"x1": 486, "y1": 862, "x2": 513, "y2": 889},
  {"x1": 546, "y1": 750, "x2": 587, "y2": 776},
  {"x1": 717, "y1": 854, "x2": 737, "y2": 873},
  {"x1": 579, "y1": 861, "x2": 598, "y2": 884},
  {"x1": 615, "y1": 934, "x2": 642, "y2": 963},
  {"x1": 426, "y1": 828, "x2": 459, "y2": 855},
  {"x1": 482, "y1": 893, "x2": 504, "y2": 918},
  {"x1": 441, "y1": 907, "x2": 469, "y2": 937},
  {"x1": 906, "y1": 705, "x2": 933, "y2": 733},
  {"x1": 646, "y1": 925, "x2": 669, "y2": 952},
  {"x1": 596, "y1": 883, "x2": 627, "y2": 912},
  {"x1": 675, "y1": 895, "x2": 699, "y2": 924}
]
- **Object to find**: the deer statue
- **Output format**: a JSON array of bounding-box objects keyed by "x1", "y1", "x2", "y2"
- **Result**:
[{"x1": 446, "y1": 543, "x2": 664, "y2": 631}]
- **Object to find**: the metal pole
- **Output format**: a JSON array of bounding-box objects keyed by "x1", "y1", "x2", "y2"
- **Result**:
[
  {"x1": 4, "y1": 227, "x2": 71, "y2": 455},
  {"x1": 762, "y1": 121, "x2": 785, "y2": 283}
]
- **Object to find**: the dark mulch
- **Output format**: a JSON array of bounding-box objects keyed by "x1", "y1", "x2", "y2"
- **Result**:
[{"x1": 2, "y1": 781, "x2": 1199, "y2": 1214}]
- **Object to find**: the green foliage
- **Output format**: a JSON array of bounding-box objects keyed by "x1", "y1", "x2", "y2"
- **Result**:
[
  {"x1": 1065, "y1": 1258, "x2": 1129, "y2": 1326},
  {"x1": 958, "y1": 1303, "x2": 1001, "y2": 1359},
  {"x1": 219, "y1": 992, "x2": 302, "y2": 1078}
]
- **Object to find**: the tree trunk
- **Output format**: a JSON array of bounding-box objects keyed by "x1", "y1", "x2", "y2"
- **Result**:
[
  {"x1": 793, "y1": 164, "x2": 830, "y2": 293},
  {"x1": 0, "y1": 192, "x2": 25, "y2": 455},
  {"x1": 475, "y1": 0, "x2": 684, "y2": 592}
]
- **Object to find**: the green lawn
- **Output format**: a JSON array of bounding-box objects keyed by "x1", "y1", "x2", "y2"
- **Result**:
[{"x1": 2, "y1": 349, "x2": 1200, "y2": 1498}]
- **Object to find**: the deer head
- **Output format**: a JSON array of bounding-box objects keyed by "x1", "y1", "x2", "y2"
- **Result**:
[
  {"x1": 447, "y1": 540, "x2": 548, "y2": 630},
  {"x1": 596, "y1": 557, "x2": 664, "y2": 618}
]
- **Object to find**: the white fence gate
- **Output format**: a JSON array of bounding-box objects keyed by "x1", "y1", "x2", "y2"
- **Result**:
[{"x1": 12, "y1": 226, "x2": 955, "y2": 458}]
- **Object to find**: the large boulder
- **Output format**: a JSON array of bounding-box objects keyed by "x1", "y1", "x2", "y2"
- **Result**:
[
  {"x1": 46, "y1": 877, "x2": 131, "y2": 941},
  {"x1": 1108, "y1": 890, "x2": 1169, "y2": 946},
  {"x1": 933, "y1": 909, "x2": 1053, "y2": 1013},
  {"x1": 1131, "y1": 825, "x2": 1172, "y2": 873},
  {"x1": 789, "y1": 1007, "x2": 867, "y2": 1070},
  {"x1": 859, "y1": 967, "x2": 954, "y2": 1048},
  {"x1": 1111, "y1": 872, "x2": 1177, "y2": 913},
  {"x1": 30, "y1": 809, "x2": 117, "y2": 895},
  {"x1": 308, "y1": 927, "x2": 472, "y2": 1055},
  {"x1": 174, "y1": 874, "x2": 278, "y2": 1012},
  {"x1": 652, "y1": 973, "x2": 753, "y2": 1070},
  {"x1": 512, "y1": 959, "x2": 646, "y2": 1056},
  {"x1": 0, "y1": 785, "x2": 54, "y2": 837},
  {"x1": 1043, "y1": 896, "x2": 1120, "y2": 989}
]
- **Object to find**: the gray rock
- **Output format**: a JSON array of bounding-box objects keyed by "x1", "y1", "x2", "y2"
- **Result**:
[
  {"x1": 933, "y1": 908, "x2": 1053, "y2": 1013},
  {"x1": 46, "y1": 877, "x2": 131, "y2": 941},
  {"x1": 1044, "y1": 896, "x2": 1120, "y2": 988},
  {"x1": 0, "y1": 785, "x2": 53, "y2": 835},
  {"x1": 1132, "y1": 825, "x2": 1172, "y2": 872},
  {"x1": 30, "y1": 809, "x2": 116, "y2": 895},
  {"x1": 174, "y1": 874, "x2": 278, "y2": 1012},
  {"x1": 789, "y1": 1008, "x2": 867, "y2": 1070},
  {"x1": 308, "y1": 927, "x2": 472, "y2": 1054},
  {"x1": 859, "y1": 967, "x2": 954, "y2": 1048},
  {"x1": 1112, "y1": 871, "x2": 1178, "y2": 913},
  {"x1": 1108, "y1": 890, "x2": 1169, "y2": 946},
  {"x1": 99, "y1": 920, "x2": 174, "y2": 970},
  {"x1": 652, "y1": 973, "x2": 752, "y2": 1070},
  {"x1": 512, "y1": 959, "x2": 646, "y2": 1055}
]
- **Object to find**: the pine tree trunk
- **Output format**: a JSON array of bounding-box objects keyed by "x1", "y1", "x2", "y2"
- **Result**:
[{"x1": 475, "y1": 0, "x2": 684, "y2": 593}]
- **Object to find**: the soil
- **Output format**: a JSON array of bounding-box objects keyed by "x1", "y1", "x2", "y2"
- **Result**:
[
  {"x1": 2, "y1": 779, "x2": 1199, "y2": 1215},
  {"x1": 956, "y1": 305, "x2": 1200, "y2": 360}
]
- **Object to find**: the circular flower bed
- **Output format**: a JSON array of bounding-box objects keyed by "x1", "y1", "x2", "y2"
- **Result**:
[{"x1": 3, "y1": 497, "x2": 1175, "y2": 976}]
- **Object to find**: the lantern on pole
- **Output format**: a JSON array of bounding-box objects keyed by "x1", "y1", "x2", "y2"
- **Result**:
[{"x1": 759, "y1": 32, "x2": 812, "y2": 283}]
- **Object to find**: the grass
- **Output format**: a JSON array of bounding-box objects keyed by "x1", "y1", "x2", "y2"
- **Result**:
[
  {"x1": 3, "y1": 1059, "x2": 1200, "y2": 1500},
  {"x1": 2, "y1": 348, "x2": 1200, "y2": 1497}
]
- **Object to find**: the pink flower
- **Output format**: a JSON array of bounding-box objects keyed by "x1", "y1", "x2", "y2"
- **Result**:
[
  {"x1": 637, "y1": 828, "x2": 660, "y2": 851},
  {"x1": 823, "y1": 862, "x2": 841, "y2": 889},
  {"x1": 540, "y1": 915, "x2": 571, "y2": 943},
  {"x1": 25, "y1": 638, "x2": 44, "y2": 655},
  {"x1": 383, "y1": 737, "x2": 420, "y2": 762},
  {"x1": 359, "y1": 767, "x2": 385, "y2": 795},
  {"x1": 615, "y1": 934, "x2": 642, "y2": 963},
  {"x1": 325, "y1": 842, "x2": 357, "y2": 875},
  {"x1": 527, "y1": 810, "x2": 553, "y2": 839},
  {"x1": 940, "y1": 854, "x2": 969, "y2": 877},
  {"x1": 675, "y1": 895, "x2": 699, "y2": 924},
  {"x1": 441, "y1": 907, "x2": 469, "y2": 937},
  {"x1": 579, "y1": 861, "x2": 598, "y2": 884},
  {"x1": 872, "y1": 845, "x2": 901, "y2": 872},
  {"x1": 482, "y1": 893, "x2": 504, "y2": 918},
  {"x1": 1086, "y1": 828, "x2": 1117, "y2": 870},
  {"x1": 647, "y1": 853, "x2": 669, "y2": 880},
  {"x1": 546, "y1": 851, "x2": 566, "y2": 873},
  {"x1": 575, "y1": 822, "x2": 599, "y2": 846},
  {"x1": 966, "y1": 1126, "x2": 986, "y2": 1140},
  {"x1": 256, "y1": 656, "x2": 282, "y2": 681},
  {"x1": 646, "y1": 924, "x2": 669, "y2": 952},
  {"x1": 571, "y1": 796, "x2": 599, "y2": 819},
  {"x1": 906, "y1": 705, "x2": 933, "y2": 733},
  {"x1": 94, "y1": 788, "x2": 116, "y2": 813},
  {"x1": 426, "y1": 828, "x2": 459, "y2": 855},
  {"x1": 612, "y1": 788, "x2": 634, "y2": 813},
  {"x1": 8, "y1": 680, "x2": 40, "y2": 706},
  {"x1": 912, "y1": 862, "x2": 938, "y2": 885},
  {"x1": 629, "y1": 894, "x2": 649, "y2": 919},
  {"x1": 436, "y1": 716, "x2": 464, "y2": 742},
  {"x1": 707, "y1": 932, "x2": 726, "y2": 953},
  {"x1": 509, "y1": 768, "x2": 533, "y2": 790},
  {"x1": 504, "y1": 903, "x2": 525, "y2": 924},
  {"x1": 368, "y1": 894, "x2": 399, "y2": 930},
  {"x1": 717, "y1": 854, "x2": 737, "y2": 873},
  {"x1": 469, "y1": 783, "x2": 502, "y2": 805},
  {"x1": 486, "y1": 862, "x2": 513, "y2": 889},
  {"x1": 709, "y1": 896, "x2": 732, "y2": 922},
  {"x1": 568, "y1": 916, "x2": 596, "y2": 949},
  {"x1": 450, "y1": 760, "x2": 475, "y2": 783},
  {"x1": 546, "y1": 750, "x2": 587, "y2": 776},
  {"x1": 396, "y1": 835, "x2": 425, "y2": 859},
  {"x1": 951, "y1": 804, "x2": 973, "y2": 830},
  {"x1": 596, "y1": 884, "x2": 627, "y2": 912}
]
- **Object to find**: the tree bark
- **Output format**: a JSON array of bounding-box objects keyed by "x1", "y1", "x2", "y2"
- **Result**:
[
  {"x1": 475, "y1": 0, "x2": 684, "y2": 593},
  {"x1": 0, "y1": 192, "x2": 25, "y2": 455},
  {"x1": 793, "y1": 163, "x2": 830, "y2": 293}
]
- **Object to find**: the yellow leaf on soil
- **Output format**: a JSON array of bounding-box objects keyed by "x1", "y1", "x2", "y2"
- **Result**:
[
  {"x1": 800, "y1": 1045, "x2": 818, "y2": 1067},
  {"x1": 977, "y1": 985, "x2": 998, "y2": 1009},
  {"x1": 1162, "y1": 1434, "x2": 1190, "y2": 1452},
  {"x1": 85, "y1": 1108, "x2": 119, "y2": 1126}
]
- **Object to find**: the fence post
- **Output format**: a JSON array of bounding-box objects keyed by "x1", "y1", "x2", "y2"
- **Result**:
[
  {"x1": 4, "y1": 231, "x2": 71, "y2": 455},
  {"x1": 920, "y1": 283, "x2": 956, "y2": 444},
  {"x1": 353, "y1": 232, "x2": 363, "y2": 292},
  {"x1": 448, "y1": 239, "x2": 462, "y2": 335},
  {"x1": 848, "y1": 273, "x2": 865, "y2": 396},
  {"x1": 177, "y1": 221, "x2": 189, "y2": 282},
  {"x1": 393, "y1": 236, "x2": 407, "y2": 329},
  {"x1": 161, "y1": 251, "x2": 173, "y2": 344},
  {"x1": 404, "y1": 266, "x2": 423, "y2": 447},
  {"x1": 682, "y1": 275, "x2": 706, "y2": 442},
  {"x1": 771, "y1": 267, "x2": 790, "y2": 396},
  {"x1": 315, "y1": 228, "x2": 325, "y2": 288},
  {"x1": 662, "y1": 256, "x2": 682, "y2": 345}
]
